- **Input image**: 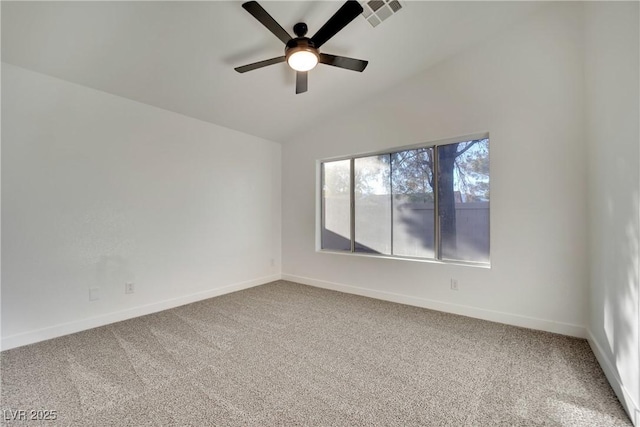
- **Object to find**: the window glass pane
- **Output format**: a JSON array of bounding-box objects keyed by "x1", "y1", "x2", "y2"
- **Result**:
[
  {"x1": 321, "y1": 160, "x2": 351, "y2": 251},
  {"x1": 391, "y1": 148, "x2": 435, "y2": 258},
  {"x1": 437, "y1": 138, "x2": 490, "y2": 263},
  {"x1": 354, "y1": 155, "x2": 391, "y2": 254}
]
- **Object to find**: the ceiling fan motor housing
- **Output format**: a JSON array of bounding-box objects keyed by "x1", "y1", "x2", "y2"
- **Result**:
[
  {"x1": 285, "y1": 34, "x2": 319, "y2": 62},
  {"x1": 293, "y1": 22, "x2": 308, "y2": 37}
]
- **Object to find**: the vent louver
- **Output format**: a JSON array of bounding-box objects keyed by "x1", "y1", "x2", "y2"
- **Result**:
[{"x1": 361, "y1": 0, "x2": 403, "y2": 27}]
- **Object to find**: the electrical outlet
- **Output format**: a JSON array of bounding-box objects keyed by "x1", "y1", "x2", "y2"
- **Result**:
[
  {"x1": 125, "y1": 282, "x2": 135, "y2": 294},
  {"x1": 270, "y1": 258, "x2": 275, "y2": 267},
  {"x1": 450, "y1": 279, "x2": 459, "y2": 291},
  {"x1": 89, "y1": 287, "x2": 100, "y2": 301}
]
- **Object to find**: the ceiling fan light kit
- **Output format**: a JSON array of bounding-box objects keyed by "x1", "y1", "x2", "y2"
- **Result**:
[
  {"x1": 287, "y1": 49, "x2": 318, "y2": 72},
  {"x1": 235, "y1": 0, "x2": 369, "y2": 94},
  {"x1": 286, "y1": 24, "x2": 319, "y2": 72}
]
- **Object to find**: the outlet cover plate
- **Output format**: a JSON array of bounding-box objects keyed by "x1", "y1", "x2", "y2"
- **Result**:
[{"x1": 125, "y1": 283, "x2": 135, "y2": 294}]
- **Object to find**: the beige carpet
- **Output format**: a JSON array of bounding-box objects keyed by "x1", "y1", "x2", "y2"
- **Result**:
[{"x1": 0, "y1": 280, "x2": 631, "y2": 426}]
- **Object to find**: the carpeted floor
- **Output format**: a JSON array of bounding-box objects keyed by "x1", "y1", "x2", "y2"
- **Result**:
[{"x1": 0, "y1": 280, "x2": 632, "y2": 426}]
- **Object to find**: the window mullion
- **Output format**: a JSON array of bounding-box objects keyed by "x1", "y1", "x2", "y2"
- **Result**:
[
  {"x1": 389, "y1": 154, "x2": 394, "y2": 256},
  {"x1": 433, "y1": 146, "x2": 441, "y2": 260},
  {"x1": 320, "y1": 163, "x2": 325, "y2": 249},
  {"x1": 350, "y1": 158, "x2": 355, "y2": 253}
]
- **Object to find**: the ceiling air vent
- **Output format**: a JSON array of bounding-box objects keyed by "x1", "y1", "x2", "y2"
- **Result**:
[{"x1": 361, "y1": 0, "x2": 403, "y2": 28}]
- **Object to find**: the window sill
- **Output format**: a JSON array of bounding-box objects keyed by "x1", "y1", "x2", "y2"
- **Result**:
[{"x1": 316, "y1": 249, "x2": 491, "y2": 269}]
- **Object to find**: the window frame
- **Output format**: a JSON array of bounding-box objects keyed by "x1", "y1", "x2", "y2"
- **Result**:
[{"x1": 316, "y1": 133, "x2": 490, "y2": 268}]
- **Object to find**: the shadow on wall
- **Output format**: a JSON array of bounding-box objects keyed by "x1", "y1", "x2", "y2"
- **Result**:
[{"x1": 603, "y1": 188, "x2": 639, "y2": 401}]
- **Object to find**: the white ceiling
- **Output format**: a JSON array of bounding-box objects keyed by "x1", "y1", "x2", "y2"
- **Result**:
[{"x1": 2, "y1": 1, "x2": 544, "y2": 143}]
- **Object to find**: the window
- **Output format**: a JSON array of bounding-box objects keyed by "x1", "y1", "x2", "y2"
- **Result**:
[{"x1": 320, "y1": 136, "x2": 489, "y2": 265}]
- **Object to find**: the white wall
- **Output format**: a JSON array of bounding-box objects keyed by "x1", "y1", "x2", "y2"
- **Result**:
[
  {"x1": 584, "y1": 2, "x2": 640, "y2": 424},
  {"x1": 282, "y1": 3, "x2": 588, "y2": 336},
  {"x1": 1, "y1": 63, "x2": 281, "y2": 350}
]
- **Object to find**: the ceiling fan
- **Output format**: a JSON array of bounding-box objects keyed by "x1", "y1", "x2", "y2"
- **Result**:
[{"x1": 234, "y1": 0, "x2": 369, "y2": 94}]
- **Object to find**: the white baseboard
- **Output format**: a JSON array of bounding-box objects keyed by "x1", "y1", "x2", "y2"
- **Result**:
[
  {"x1": 587, "y1": 329, "x2": 639, "y2": 426},
  {"x1": 1, "y1": 274, "x2": 282, "y2": 351},
  {"x1": 282, "y1": 273, "x2": 587, "y2": 338}
]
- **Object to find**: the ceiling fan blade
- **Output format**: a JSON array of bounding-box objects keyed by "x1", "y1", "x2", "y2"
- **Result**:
[
  {"x1": 296, "y1": 71, "x2": 308, "y2": 94},
  {"x1": 242, "y1": 1, "x2": 292, "y2": 44},
  {"x1": 310, "y1": 0, "x2": 363, "y2": 49},
  {"x1": 234, "y1": 56, "x2": 286, "y2": 73},
  {"x1": 319, "y1": 53, "x2": 368, "y2": 72}
]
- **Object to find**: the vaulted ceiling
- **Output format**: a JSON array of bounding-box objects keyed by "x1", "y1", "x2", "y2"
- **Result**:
[{"x1": 2, "y1": 1, "x2": 544, "y2": 143}]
